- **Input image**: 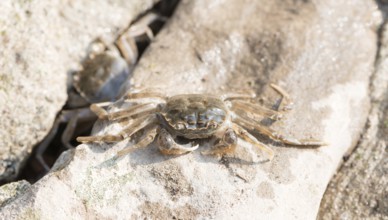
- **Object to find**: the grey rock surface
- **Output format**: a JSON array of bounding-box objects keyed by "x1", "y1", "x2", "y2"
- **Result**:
[
  {"x1": 0, "y1": 0, "x2": 158, "y2": 182},
  {"x1": 0, "y1": 0, "x2": 381, "y2": 219},
  {"x1": 318, "y1": 4, "x2": 388, "y2": 219},
  {"x1": 0, "y1": 180, "x2": 31, "y2": 207}
]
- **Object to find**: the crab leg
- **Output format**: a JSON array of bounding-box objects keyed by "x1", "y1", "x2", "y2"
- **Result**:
[
  {"x1": 89, "y1": 102, "x2": 115, "y2": 119},
  {"x1": 61, "y1": 112, "x2": 81, "y2": 149},
  {"x1": 119, "y1": 114, "x2": 159, "y2": 139},
  {"x1": 90, "y1": 102, "x2": 161, "y2": 120},
  {"x1": 116, "y1": 12, "x2": 166, "y2": 65},
  {"x1": 124, "y1": 91, "x2": 168, "y2": 101},
  {"x1": 157, "y1": 128, "x2": 199, "y2": 155},
  {"x1": 77, "y1": 134, "x2": 124, "y2": 143},
  {"x1": 77, "y1": 114, "x2": 158, "y2": 143},
  {"x1": 232, "y1": 124, "x2": 274, "y2": 160},
  {"x1": 116, "y1": 124, "x2": 159, "y2": 157},
  {"x1": 108, "y1": 103, "x2": 160, "y2": 120},
  {"x1": 221, "y1": 90, "x2": 256, "y2": 101},
  {"x1": 37, "y1": 108, "x2": 97, "y2": 170},
  {"x1": 124, "y1": 12, "x2": 164, "y2": 40},
  {"x1": 231, "y1": 100, "x2": 283, "y2": 120},
  {"x1": 233, "y1": 115, "x2": 327, "y2": 146},
  {"x1": 36, "y1": 114, "x2": 63, "y2": 171},
  {"x1": 270, "y1": 83, "x2": 294, "y2": 111},
  {"x1": 115, "y1": 35, "x2": 137, "y2": 66}
]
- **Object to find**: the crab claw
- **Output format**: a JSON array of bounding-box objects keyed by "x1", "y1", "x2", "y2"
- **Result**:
[
  {"x1": 157, "y1": 129, "x2": 199, "y2": 155},
  {"x1": 159, "y1": 143, "x2": 199, "y2": 155}
]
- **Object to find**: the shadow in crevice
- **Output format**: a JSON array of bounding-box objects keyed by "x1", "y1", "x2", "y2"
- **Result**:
[{"x1": 15, "y1": 0, "x2": 181, "y2": 186}]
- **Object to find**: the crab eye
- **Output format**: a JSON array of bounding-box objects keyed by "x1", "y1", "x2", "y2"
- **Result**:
[
  {"x1": 223, "y1": 129, "x2": 237, "y2": 145},
  {"x1": 174, "y1": 122, "x2": 186, "y2": 130},
  {"x1": 207, "y1": 121, "x2": 218, "y2": 129}
]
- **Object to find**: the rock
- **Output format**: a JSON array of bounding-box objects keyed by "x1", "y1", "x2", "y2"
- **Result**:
[
  {"x1": 0, "y1": 0, "x2": 380, "y2": 219},
  {"x1": 318, "y1": 4, "x2": 388, "y2": 219},
  {"x1": 0, "y1": 0, "x2": 159, "y2": 182},
  {"x1": 0, "y1": 180, "x2": 31, "y2": 207}
]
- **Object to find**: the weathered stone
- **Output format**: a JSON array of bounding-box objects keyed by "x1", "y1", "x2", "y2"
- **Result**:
[
  {"x1": 318, "y1": 3, "x2": 388, "y2": 219},
  {"x1": 0, "y1": 0, "x2": 380, "y2": 219},
  {"x1": 0, "y1": 0, "x2": 158, "y2": 182},
  {"x1": 0, "y1": 180, "x2": 31, "y2": 207}
]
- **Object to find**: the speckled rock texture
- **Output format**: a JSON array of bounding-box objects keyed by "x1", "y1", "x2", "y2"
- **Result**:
[
  {"x1": 318, "y1": 2, "x2": 388, "y2": 219},
  {"x1": 0, "y1": 0, "x2": 381, "y2": 219},
  {"x1": 0, "y1": 180, "x2": 31, "y2": 207},
  {"x1": 0, "y1": 0, "x2": 158, "y2": 182}
]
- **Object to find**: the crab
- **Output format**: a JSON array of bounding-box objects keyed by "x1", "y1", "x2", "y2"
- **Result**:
[
  {"x1": 36, "y1": 12, "x2": 165, "y2": 170},
  {"x1": 77, "y1": 84, "x2": 326, "y2": 159}
]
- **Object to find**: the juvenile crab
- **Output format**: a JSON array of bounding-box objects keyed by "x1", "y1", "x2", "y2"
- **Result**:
[
  {"x1": 36, "y1": 12, "x2": 165, "y2": 170},
  {"x1": 77, "y1": 85, "x2": 326, "y2": 159}
]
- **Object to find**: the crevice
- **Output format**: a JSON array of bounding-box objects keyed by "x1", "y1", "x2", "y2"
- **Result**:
[{"x1": 12, "y1": 0, "x2": 181, "y2": 186}]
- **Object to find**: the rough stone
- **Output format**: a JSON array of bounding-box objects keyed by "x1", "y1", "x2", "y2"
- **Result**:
[
  {"x1": 0, "y1": 0, "x2": 158, "y2": 182},
  {"x1": 318, "y1": 2, "x2": 388, "y2": 219},
  {"x1": 0, "y1": 180, "x2": 31, "y2": 207},
  {"x1": 0, "y1": 0, "x2": 381, "y2": 219}
]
